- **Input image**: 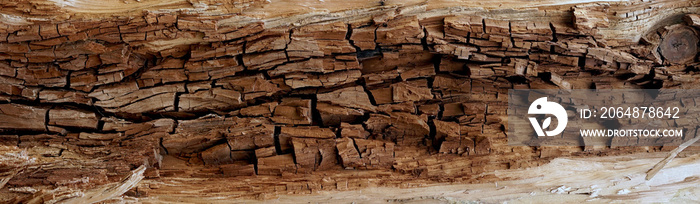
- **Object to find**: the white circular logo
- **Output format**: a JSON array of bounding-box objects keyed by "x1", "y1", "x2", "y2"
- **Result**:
[{"x1": 528, "y1": 97, "x2": 568, "y2": 136}]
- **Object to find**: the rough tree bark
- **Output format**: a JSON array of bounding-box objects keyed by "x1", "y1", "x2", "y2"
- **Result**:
[{"x1": 1, "y1": 0, "x2": 700, "y2": 202}]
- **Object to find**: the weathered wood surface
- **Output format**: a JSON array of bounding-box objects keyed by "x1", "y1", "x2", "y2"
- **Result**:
[
  {"x1": 146, "y1": 153, "x2": 700, "y2": 203},
  {"x1": 1, "y1": 0, "x2": 700, "y2": 202}
]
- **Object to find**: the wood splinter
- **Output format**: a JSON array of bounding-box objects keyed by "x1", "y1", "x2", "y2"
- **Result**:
[{"x1": 646, "y1": 129, "x2": 700, "y2": 180}]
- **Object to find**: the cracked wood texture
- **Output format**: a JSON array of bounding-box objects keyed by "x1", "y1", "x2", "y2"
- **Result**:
[{"x1": 2, "y1": 0, "x2": 700, "y2": 202}]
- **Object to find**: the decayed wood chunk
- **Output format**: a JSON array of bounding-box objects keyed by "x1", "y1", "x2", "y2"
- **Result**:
[
  {"x1": 163, "y1": 117, "x2": 268, "y2": 154},
  {"x1": 439, "y1": 135, "x2": 475, "y2": 155},
  {"x1": 244, "y1": 29, "x2": 290, "y2": 53},
  {"x1": 340, "y1": 123, "x2": 370, "y2": 139},
  {"x1": 573, "y1": 4, "x2": 610, "y2": 31},
  {"x1": 549, "y1": 72, "x2": 573, "y2": 90},
  {"x1": 268, "y1": 57, "x2": 360, "y2": 77},
  {"x1": 473, "y1": 136, "x2": 492, "y2": 155},
  {"x1": 398, "y1": 64, "x2": 436, "y2": 80},
  {"x1": 291, "y1": 22, "x2": 355, "y2": 56},
  {"x1": 189, "y1": 43, "x2": 243, "y2": 61},
  {"x1": 255, "y1": 146, "x2": 277, "y2": 159},
  {"x1": 335, "y1": 137, "x2": 395, "y2": 169},
  {"x1": 68, "y1": 71, "x2": 97, "y2": 92},
  {"x1": 237, "y1": 102, "x2": 278, "y2": 117},
  {"x1": 391, "y1": 82, "x2": 434, "y2": 103},
  {"x1": 14, "y1": 65, "x2": 68, "y2": 88},
  {"x1": 286, "y1": 38, "x2": 324, "y2": 59},
  {"x1": 369, "y1": 87, "x2": 393, "y2": 105},
  {"x1": 458, "y1": 102, "x2": 487, "y2": 124},
  {"x1": 377, "y1": 16, "x2": 424, "y2": 46},
  {"x1": 509, "y1": 58, "x2": 538, "y2": 76},
  {"x1": 220, "y1": 163, "x2": 256, "y2": 176},
  {"x1": 362, "y1": 70, "x2": 400, "y2": 86},
  {"x1": 185, "y1": 57, "x2": 243, "y2": 80},
  {"x1": 353, "y1": 139, "x2": 395, "y2": 169},
  {"x1": 294, "y1": 21, "x2": 347, "y2": 40},
  {"x1": 433, "y1": 120, "x2": 475, "y2": 155},
  {"x1": 284, "y1": 70, "x2": 361, "y2": 89},
  {"x1": 0, "y1": 104, "x2": 47, "y2": 131},
  {"x1": 419, "y1": 104, "x2": 440, "y2": 116},
  {"x1": 78, "y1": 132, "x2": 121, "y2": 140},
  {"x1": 433, "y1": 120, "x2": 460, "y2": 141},
  {"x1": 433, "y1": 75, "x2": 471, "y2": 99},
  {"x1": 444, "y1": 16, "x2": 483, "y2": 42},
  {"x1": 48, "y1": 108, "x2": 99, "y2": 129},
  {"x1": 317, "y1": 86, "x2": 376, "y2": 112},
  {"x1": 242, "y1": 51, "x2": 287, "y2": 70},
  {"x1": 99, "y1": 44, "x2": 130, "y2": 64},
  {"x1": 105, "y1": 118, "x2": 175, "y2": 138},
  {"x1": 138, "y1": 58, "x2": 187, "y2": 87},
  {"x1": 216, "y1": 74, "x2": 283, "y2": 100},
  {"x1": 178, "y1": 88, "x2": 243, "y2": 112},
  {"x1": 361, "y1": 49, "x2": 434, "y2": 75},
  {"x1": 38, "y1": 90, "x2": 91, "y2": 105},
  {"x1": 201, "y1": 143, "x2": 235, "y2": 165},
  {"x1": 90, "y1": 83, "x2": 184, "y2": 114},
  {"x1": 349, "y1": 26, "x2": 377, "y2": 50},
  {"x1": 336, "y1": 137, "x2": 363, "y2": 168},
  {"x1": 510, "y1": 21, "x2": 552, "y2": 41},
  {"x1": 585, "y1": 47, "x2": 642, "y2": 71},
  {"x1": 278, "y1": 126, "x2": 336, "y2": 152},
  {"x1": 226, "y1": 122, "x2": 275, "y2": 151},
  {"x1": 435, "y1": 44, "x2": 478, "y2": 60},
  {"x1": 292, "y1": 137, "x2": 337, "y2": 171},
  {"x1": 377, "y1": 102, "x2": 416, "y2": 114},
  {"x1": 317, "y1": 102, "x2": 366, "y2": 126},
  {"x1": 257, "y1": 154, "x2": 296, "y2": 176},
  {"x1": 365, "y1": 112, "x2": 430, "y2": 145},
  {"x1": 272, "y1": 98, "x2": 313, "y2": 125}
]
